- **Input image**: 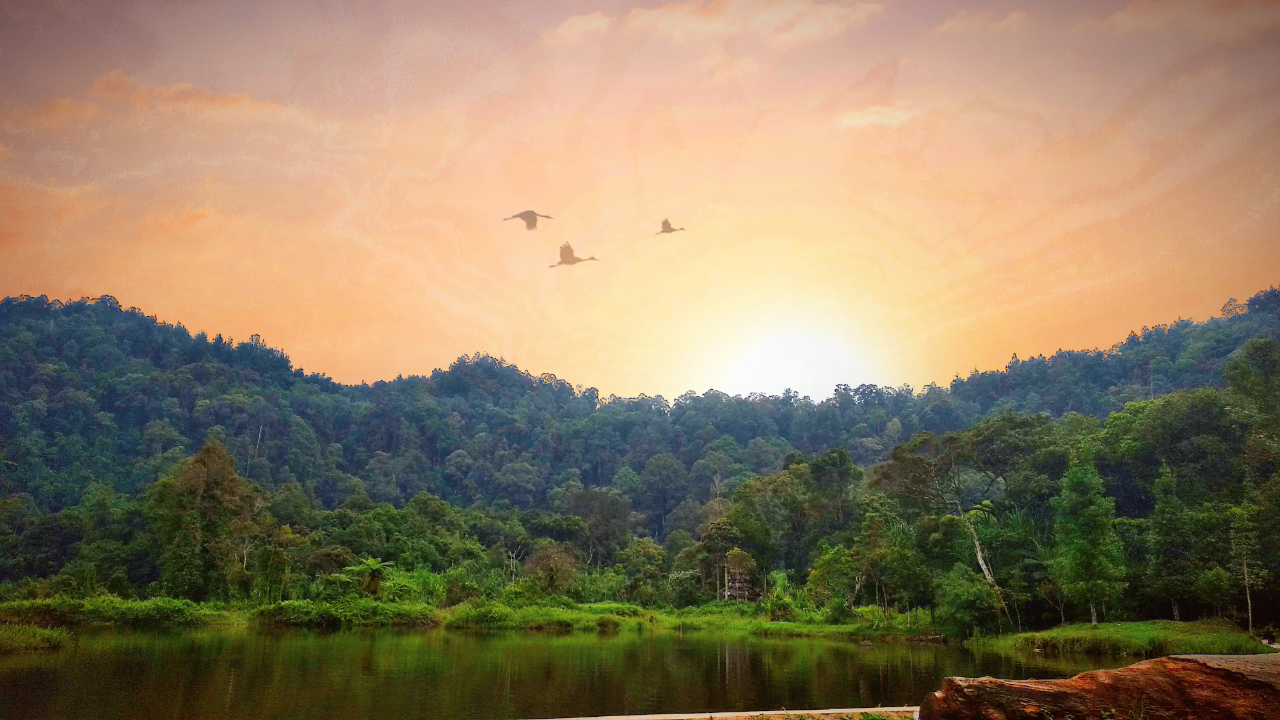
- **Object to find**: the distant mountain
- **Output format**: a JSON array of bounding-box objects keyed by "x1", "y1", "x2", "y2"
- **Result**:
[{"x1": 1, "y1": 286, "x2": 1277, "y2": 523}]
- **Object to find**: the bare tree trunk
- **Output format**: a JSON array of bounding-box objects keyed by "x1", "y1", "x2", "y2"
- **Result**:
[
  {"x1": 1244, "y1": 563, "x2": 1253, "y2": 635},
  {"x1": 1090, "y1": 602, "x2": 1098, "y2": 627},
  {"x1": 1171, "y1": 598, "x2": 1180, "y2": 622},
  {"x1": 958, "y1": 508, "x2": 1009, "y2": 616}
]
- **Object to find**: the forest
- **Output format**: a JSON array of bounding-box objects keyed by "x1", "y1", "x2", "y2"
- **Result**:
[{"x1": 1, "y1": 286, "x2": 1278, "y2": 638}]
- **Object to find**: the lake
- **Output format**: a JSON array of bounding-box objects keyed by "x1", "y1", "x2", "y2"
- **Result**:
[{"x1": 0, "y1": 628, "x2": 1124, "y2": 719}]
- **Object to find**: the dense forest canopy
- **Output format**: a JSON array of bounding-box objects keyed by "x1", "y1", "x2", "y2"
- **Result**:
[{"x1": 1, "y1": 285, "x2": 1278, "y2": 636}]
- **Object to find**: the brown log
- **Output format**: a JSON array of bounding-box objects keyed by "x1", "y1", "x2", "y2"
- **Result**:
[{"x1": 919, "y1": 653, "x2": 1280, "y2": 720}]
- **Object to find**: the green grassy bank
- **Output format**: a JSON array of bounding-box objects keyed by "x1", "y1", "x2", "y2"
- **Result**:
[
  {"x1": 0, "y1": 623, "x2": 70, "y2": 653},
  {"x1": 970, "y1": 620, "x2": 1276, "y2": 658},
  {"x1": 0, "y1": 595, "x2": 938, "y2": 640},
  {"x1": 254, "y1": 599, "x2": 441, "y2": 629},
  {"x1": 0, "y1": 597, "x2": 219, "y2": 629}
]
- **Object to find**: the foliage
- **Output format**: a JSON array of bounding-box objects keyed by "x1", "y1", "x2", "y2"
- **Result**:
[
  {"x1": 2, "y1": 288, "x2": 1280, "y2": 641},
  {"x1": 0, "y1": 596, "x2": 210, "y2": 628},
  {"x1": 981, "y1": 620, "x2": 1275, "y2": 657},
  {"x1": 1050, "y1": 466, "x2": 1126, "y2": 625},
  {"x1": 0, "y1": 623, "x2": 69, "y2": 653},
  {"x1": 254, "y1": 599, "x2": 440, "y2": 629}
]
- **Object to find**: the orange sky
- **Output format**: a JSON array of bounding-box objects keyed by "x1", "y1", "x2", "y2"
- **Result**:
[{"x1": 2, "y1": 0, "x2": 1279, "y2": 399}]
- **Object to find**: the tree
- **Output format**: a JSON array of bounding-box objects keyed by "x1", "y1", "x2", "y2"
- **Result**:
[
  {"x1": 494, "y1": 462, "x2": 541, "y2": 507},
  {"x1": 524, "y1": 542, "x2": 579, "y2": 595},
  {"x1": 344, "y1": 557, "x2": 394, "y2": 597},
  {"x1": 617, "y1": 537, "x2": 666, "y2": 604},
  {"x1": 1050, "y1": 466, "x2": 1126, "y2": 626},
  {"x1": 566, "y1": 488, "x2": 631, "y2": 566},
  {"x1": 1226, "y1": 336, "x2": 1280, "y2": 415},
  {"x1": 1144, "y1": 465, "x2": 1197, "y2": 621},
  {"x1": 1195, "y1": 566, "x2": 1233, "y2": 617},
  {"x1": 724, "y1": 547, "x2": 757, "y2": 600},
  {"x1": 147, "y1": 441, "x2": 265, "y2": 600},
  {"x1": 641, "y1": 453, "x2": 688, "y2": 534},
  {"x1": 1229, "y1": 498, "x2": 1269, "y2": 634}
]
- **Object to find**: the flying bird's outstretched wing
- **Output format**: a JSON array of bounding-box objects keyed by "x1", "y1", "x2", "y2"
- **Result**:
[
  {"x1": 559, "y1": 243, "x2": 575, "y2": 264},
  {"x1": 505, "y1": 210, "x2": 544, "y2": 230},
  {"x1": 661, "y1": 219, "x2": 673, "y2": 232}
]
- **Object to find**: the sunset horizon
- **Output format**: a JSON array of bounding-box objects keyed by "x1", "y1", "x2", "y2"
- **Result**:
[{"x1": 4, "y1": 0, "x2": 1279, "y2": 399}]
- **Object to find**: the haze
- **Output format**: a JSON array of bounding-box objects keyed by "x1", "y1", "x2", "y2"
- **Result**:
[{"x1": 2, "y1": 0, "x2": 1278, "y2": 399}]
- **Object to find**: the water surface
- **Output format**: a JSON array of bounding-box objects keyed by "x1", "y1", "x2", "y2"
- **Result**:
[{"x1": 0, "y1": 628, "x2": 1124, "y2": 719}]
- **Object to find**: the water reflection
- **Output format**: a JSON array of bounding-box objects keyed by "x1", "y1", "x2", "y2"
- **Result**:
[{"x1": 0, "y1": 629, "x2": 1125, "y2": 720}]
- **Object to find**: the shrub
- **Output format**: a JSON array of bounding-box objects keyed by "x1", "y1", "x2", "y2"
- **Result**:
[
  {"x1": 0, "y1": 597, "x2": 209, "y2": 629},
  {"x1": 254, "y1": 599, "x2": 440, "y2": 629},
  {"x1": 443, "y1": 599, "x2": 514, "y2": 630},
  {"x1": 443, "y1": 568, "x2": 482, "y2": 607},
  {"x1": 935, "y1": 564, "x2": 1001, "y2": 639},
  {"x1": 0, "y1": 624, "x2": 70, "y2": 653}
]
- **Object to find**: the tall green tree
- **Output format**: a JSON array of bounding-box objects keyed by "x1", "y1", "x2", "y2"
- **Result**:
[
  {"x1": 1144, "y1": 465, "x2": 1197, "y2": 621},
  {"x1": 1050, "y1": 466, "x2": 1126, "y2": 626},
  {"x1": 1229, "y1": 492, "x2": 1269, "y2": 635}
]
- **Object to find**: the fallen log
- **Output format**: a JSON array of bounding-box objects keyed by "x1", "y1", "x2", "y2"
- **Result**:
[{"x1": 919, "y1": 652, "x2": 1280, "y2": 720}]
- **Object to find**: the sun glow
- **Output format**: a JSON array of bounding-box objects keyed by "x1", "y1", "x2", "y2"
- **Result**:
[{"x1": 716, "y1": 327, "x2": 870, "y2": 400}]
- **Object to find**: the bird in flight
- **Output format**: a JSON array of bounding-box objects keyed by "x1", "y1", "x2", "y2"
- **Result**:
[
  {"x1": 656, "y1": 218, "x2": 685, "y2": 234},
  {"x1": 504, "y1": 210, "x2": 553, "y2": 230},
  {"x1": 550, "y1": 243, "x2": 597, "y2": 268}
]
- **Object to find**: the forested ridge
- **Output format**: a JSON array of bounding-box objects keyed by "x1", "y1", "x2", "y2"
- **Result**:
[{"x1": 1, "y1": 286, "x2": 1278, "y2": 636}]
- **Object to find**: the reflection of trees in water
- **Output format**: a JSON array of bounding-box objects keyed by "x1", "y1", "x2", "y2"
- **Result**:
[{"x1": 0, "y1": 630, "x2": 1122, "y2": 719}]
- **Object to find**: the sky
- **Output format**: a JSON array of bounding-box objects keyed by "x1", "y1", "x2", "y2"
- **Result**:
[{"x1": 2, "y1": 0, "x2": 1279, "y2": 400}]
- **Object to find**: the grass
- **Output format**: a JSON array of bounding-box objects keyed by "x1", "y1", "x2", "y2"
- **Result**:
[
  {"x1": 0, "y1": 594, "x2": 938, "y2": 644},
  {"x1": 443, "y1": 600, "x2": 641, "y2": 632},
  {"x1": 254, "y1": 599, "x2": 441, "y2": 629},
  {"x1": 0, "y1": 597, "x2": 216, "y2": 629},
  {"x1": 0, "y1": 624, "x2": 70, "y2": 653},
  {"x1": 970, "y1": 620, "x2": 1277, "y2": 658}
]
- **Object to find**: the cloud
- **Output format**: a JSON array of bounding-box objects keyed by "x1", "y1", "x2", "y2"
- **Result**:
[
  {"x1": 0, "y1": 140, "x2": 12, "y2": 161},
  {"x1": 545, "y1": 11, "x2": 615, "y2": 46},
  {"x1": 87, "y1": 68, "x2": 291, "y2": 123},
  {"x1": 1080, "y1": 0, "x2": 1280, "y2": 37},
  {"x1": 934, "y1": 9, "x2": 1028, "y2": 34},
  {"x1": 838, "y1": 102, "x2": 919, "y2": 128},
  {"x1": 16, "y1": 97, "x2": 101, "y2": 129},
  {"x1": 550, "y1": 0, "x2": 886, "y2": 50}
]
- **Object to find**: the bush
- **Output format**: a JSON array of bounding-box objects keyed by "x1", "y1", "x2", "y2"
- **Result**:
[
  {"x1": 823, "y1": 597, "x2": 852, "y2": 624},
  {"x1": 935, "y1": 564, "x2": 1001, "y2": 639},
  {"x1": 443, "y1": 599, "x2": 514, "y2": 630},
  {"x1": 765, "y1": 591, "x2": 798, "y2": 622},
  {"x1": 443, "y1": 568, "x2": 481, "y2": 607},
  {"x1": 0, "y1": 597, "x2": 209, "y2": 629},
  {"x1": 254, "y1": 599, "x2": 441, "y2": 629},
  {"x1": 1001, "y1": 620, "x2": 1273, "y2": 658},
  {"x1": 0, "y1": 624, "x2": 70, "y2": 653},
  {"x1": 596, "y1": 615, "x2": 622, "y2": 633}
]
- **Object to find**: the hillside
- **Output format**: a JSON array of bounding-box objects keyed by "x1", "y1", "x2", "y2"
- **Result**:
[
  {"x1": 1, "y1": 288, "x2": 1278, "y2": 632},
  {"x1": 1, "y1": 287, "x2": 1277, "y2": 518}
]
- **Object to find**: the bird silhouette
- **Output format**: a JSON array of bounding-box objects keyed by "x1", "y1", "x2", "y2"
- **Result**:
[
  {"x1": 656, "y1": 218, "x2": 685, "y2": 234},
  {"x1": 504, "y1": 210, "x2": 553, "y2": 230},
  {"x1": 550, "y1": 243, "x2": 597, "y2": 268}
]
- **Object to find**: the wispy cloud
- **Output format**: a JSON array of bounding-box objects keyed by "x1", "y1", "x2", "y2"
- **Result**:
[
  {"x1": 88, "y1": 68, "x2": 291, "y2": 123},
  {"x1": 1079, "y1": 0, "x2": 1280, "y2": 37},
  {"x1": 16, "y1": 97, "x2": 101, "y2": 129},
  {"x1": 549, "y1": 0, "x2": 886, "y2": 50},
  {"x1": 838, "y1": 101, "x2": 919, "y2": 128},
  {"x1": 545, "y1": 11, "x2": 615, "y2": 46},
  {"x1": 934, "y1": 9, "x2": 1028, "y2": 34}
]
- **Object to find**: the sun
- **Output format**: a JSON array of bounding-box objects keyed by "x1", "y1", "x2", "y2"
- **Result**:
[{"x1": 716, "y1": 327, "x2": 870, "y2": 400}]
